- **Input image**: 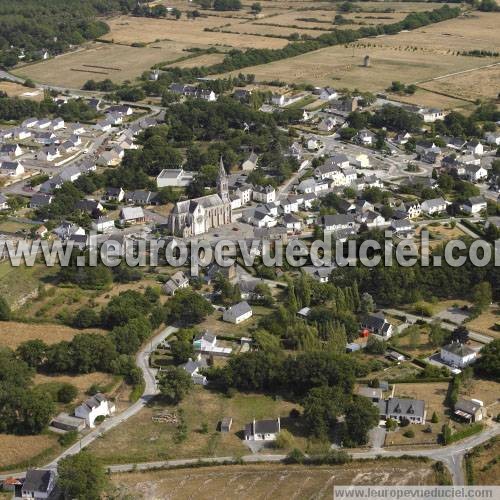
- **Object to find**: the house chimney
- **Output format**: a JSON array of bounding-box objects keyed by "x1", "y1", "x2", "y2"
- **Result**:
[
  {"x1": 253, "y1": 418, "x2": 256, "y2": 433},
  {"x1": 277, "y1": 416, "x2": 281, "y2": 432}
]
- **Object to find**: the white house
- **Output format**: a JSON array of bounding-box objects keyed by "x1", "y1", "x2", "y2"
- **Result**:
[
  {"x1": 244, "y1": 418, "x2": 280, "y2": 441},
  {"x1": 464, "y1": 165, "x2": 488, "y2": 183},
  {"x1": 242, "y1": 151, "x2": 258, "y2": 171},
  {"x1": 234, "y1": 184, "x2": 253, "y2": 205},
  {"x1": 91, "y1": 216, "x2": 115, "y2": 232},
  {"x1": 440, "y1": 342, "x2": 477, "y2": 369},
  {"x1": 0, "y1": 143, "x2": 23, "y2": 158},
  {"x1": 156, "y1": 168, "x2": 194, "y2": 188},
  {"x1": 22, "y1": 117, "x2": 38, "y2": 128},
  {"x1": 352, "y1": 153, "x2": 370, "y2": 168},
  {"x1": 253, "y1": 185, "x2": 276, "y2": 203},
  {"x1": 307, "y1": 138, "x2": 322, "y2": 151},
  {"x1": 182, "y1": 355, "x2": 208, "y2": 385},
  {"x1": 0, "y1": 160, "x2": 24, "y2": 177},
  {"x1": 281, "y1": 197, "x2": 299, "y2": 214},
  {"x1": 319, "y1": 87, "x2": 338, "y2": 101},
  {"x1": 51, "y1": 117, "x2": 65, "y2": 130},
  {"x1": 74, "y1": 393, "x2": 115, "y2": 428},
  {"x1": 13, "y1": 128, "x2": 32, "y2": 140},
  {"x1": 418, "y1": 108, "x2": 445, "y2": 123},
  {"x1": 466, "y1": 140, "x2": 484, "y2": 156},
  {"x1": 379, "y1": 398, "x2": 426, "y2": 425},
  {"x1": 192, "y1": 331, "x2": 232, "y2": 355},
  {"x1": 223, "y1": 301, "x2": 253, "y2": 324},
  {"x1": 356, "y1": 128, "x2": 375, "y2": 146},
  {"x1": 21, "y1": 469, "x2": 57, "y2": 500},
  {"x1": 283, "y1": 213, "x2": 302, "y2": 232},
  {"x1": 460, "y1": 196, "x2": 487, "y2": 214},
  {"x1": 420, "y1": 197, "x2": 447, "y2": 215},
  {"x1": 322, "y1": 214, "x2": 355, "y2": 232},
  {"x1": 318, "y1": 117, "x2": 337, "y2": 132}
]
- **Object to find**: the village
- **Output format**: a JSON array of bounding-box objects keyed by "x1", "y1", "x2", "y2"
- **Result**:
[{"x1": 0, "y1": 1, "x2": 499, "y2": 498}]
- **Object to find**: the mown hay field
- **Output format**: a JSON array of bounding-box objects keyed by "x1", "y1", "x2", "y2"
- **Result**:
[
  {"x1": 223, "y1": 44, "x2": 497, "y2": 91},
  {"x1": 111, "y1": 461, "x2": 442, "y2": 499}
]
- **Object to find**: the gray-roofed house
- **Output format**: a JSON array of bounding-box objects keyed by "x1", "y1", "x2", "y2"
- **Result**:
[
  {"x1": 162, "y1": 270, "x2": 190, "y2": 296},
  {"x1": 460, "y1": 196, "x2": 487, "y2": 215},
  {"x1": 361, "y1": 312, "x2": 393, "y2": 339},
  {"x1": 378, "y1": 397, "x2": 426, "y2": 424},
  {"x1": 223, "y1": 301, "x2": 253, "y2": 324},
  {"x1": 120, "y1": 206, "x2": 145, "y2": 224},
  {"x1": 242, "y1": 151, "x2": 258, "y2": 171},
  {"x1": 103, "y1": 187, "x2": 125, "y2": 202},
  {"x1": 182, "y1": 355, "x2": 208, "y2": 385},
  {"x1": 454, "y1": 399, "x2": 486, "y2": 423},
  {"x1": 30, "y1": 193, "x2": 53, "y2": 209},
  {"x1": 21, "y1": 469, "x2": 57, "y2": 500},
  {"x1": 244, "y1": 417, "x2": 281, "y2": 441},
  {"x1": 322, "y1": 214, "x2": 356, "y2": 232},
  {"x1": 420, "y1": 197, "x2": 447, "y2": 215}
]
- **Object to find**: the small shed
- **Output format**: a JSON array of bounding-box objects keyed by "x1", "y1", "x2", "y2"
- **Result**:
[{"x1": 220, "y1": 417, "x2": 233, "y2": 432}]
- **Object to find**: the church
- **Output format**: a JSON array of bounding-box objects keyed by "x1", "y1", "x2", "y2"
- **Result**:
[{"x1": 168, "y1": 158, "x2": 232, "y2": 237}]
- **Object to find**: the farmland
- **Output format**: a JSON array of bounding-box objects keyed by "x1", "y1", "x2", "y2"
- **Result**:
[
  {"x1": 11, "y1": 1, "x2": 499, "y2": 96},
  {"x1": 0, "y1": 321, "x2": 105, "y2": 349},
  {"x1": 110, "y1": 460, "x2": 443, "y2": 499}
]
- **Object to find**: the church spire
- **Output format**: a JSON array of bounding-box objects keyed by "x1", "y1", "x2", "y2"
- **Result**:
[{"x1": 217, "y1": 156, "x2": 229, "y2": 203}]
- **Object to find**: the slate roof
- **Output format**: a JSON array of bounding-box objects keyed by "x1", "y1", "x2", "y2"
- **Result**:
[{"x1": 23, "y1": 469, "x2": 53, "y2": 493}]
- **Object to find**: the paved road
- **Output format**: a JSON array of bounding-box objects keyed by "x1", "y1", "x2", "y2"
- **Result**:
[
  {"x1": 383, "y1": 308, "x2": 493, "y2": 345},
  {"x1": 105, "y1": 423, "x2": 500, "y2": 485},
  {"x1": 0, "y1": 325, "x2": 177, "y2": 480}
]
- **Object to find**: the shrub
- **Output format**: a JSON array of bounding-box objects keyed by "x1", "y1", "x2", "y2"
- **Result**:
[
  {"x1": 94, "y1": 415, "x2": 105, "y2": 424},
  {"x1": 285, "y1": 448, "x2": 305, "y2": 464},
  {"x1": 403, "y1": 430, "x2": 415, "y2": 438},
  {"x1": 58, "y1": 430, "x2": 78, "y2": 447},
  {"x1": 57, "y1": 383, "x2": 78, "y2": 403},
  {"x1": 275, "y1": 429, "x2": 295, "y2": 449}
]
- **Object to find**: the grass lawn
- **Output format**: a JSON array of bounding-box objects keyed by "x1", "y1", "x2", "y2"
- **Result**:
[
  {"x1": 110, "y1": 459, "x2": 444, "y2": 498},
  {"x1": 391, "y1": 325, "x2": 437, "y2": 358},
  {"x1": 0, "y1": 262, "x2": 57, "y2": 308},
  {"x1": 87, "y1": 388, "x2": 302, "y2": 465},
  {"x1": 467, "y1": 306, "x2": 500, "y2": 340},
  {"x1": 196, "y1": 305, "x2": 272, "y2": 339},
  {"x1": 369, "y1": 361, "x2": 423, "y2": 381}
]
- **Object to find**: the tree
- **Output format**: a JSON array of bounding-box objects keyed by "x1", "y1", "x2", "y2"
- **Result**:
[
  {"x1": 386, "y1": 418, "x2": 398, "y2": 431},
  {"x1": 58, "y1": 452, "x2": 107, "y2": 500},
  {"x1": 164, "y1": 289, "x2": 213, "y2": 326},
  {"x1": 170, "y1": 339, "x2": 194, "y2": 365},
  {"x1": 474, "y1": 339, "x2": 500, "y2": 380},
  {"x1": 274, "y1": 429, "x2": 295, "y2": 449},
  {"x1": 17, "y1": 340, "x2": 47, "y2": 368},
  {"x1": 57, "y1": 383, "x2": 78, "y2": 403},
  {"x1": 157, "y1": 366, "x2": 193, "y2": 404},
  {"x1": 360, "y1": 292, "x2": 375, "y2": 314},
  {"x1": 0, "y1": 296, "x2": 11, "y2": 321},
  {"x1": 452, "y1": 326, "x2": 469, "y2": 344},
  {"x1": 344, "y1": 396, "x2": 379, "y2": 446},
  {"x1": 365, "y1": 336, "x2": 385, "y2": 355},
  {"x1": 429, "y1": 320, "x2": 449, "y2": 347},
  {"x1": 303, "y1": 385, "x2": 346, "y2": 438},
  {"x1": 472, "y1": 282, "x2": 492, "y2": 312},
  {"x1": 250, "y1": 2, "x2": 262, "y2": 14},
  {"x1": 431, "y1": 411, "x2": 439, "y2": 423}
]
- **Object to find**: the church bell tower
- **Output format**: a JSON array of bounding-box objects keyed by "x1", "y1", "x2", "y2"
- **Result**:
[{"x1": 217, "y1": 156, "x2": 230, "y2": 203}]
